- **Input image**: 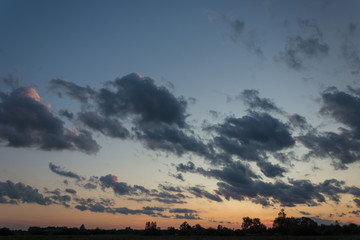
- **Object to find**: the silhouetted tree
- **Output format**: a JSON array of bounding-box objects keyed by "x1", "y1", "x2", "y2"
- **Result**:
[
  {"x1": 144, "y1": 221, "x2": 160, "y2": 235},
  {"x1": 242, "y1": 216, "x2": 266, "y2": 234},
  {"x1": 179, "y1": 221, "x2": 192, "y2": 235},
  {"x1": 79, "y1": 224, "x2": 86, "y2": 231}
]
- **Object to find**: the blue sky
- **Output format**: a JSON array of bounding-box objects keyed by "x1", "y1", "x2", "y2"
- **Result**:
[{"x1": 1, "y1": 0, "x2": 360, "y2": 230}]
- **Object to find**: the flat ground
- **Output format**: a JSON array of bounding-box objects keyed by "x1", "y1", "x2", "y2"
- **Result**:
[{"x1": 1, "y1": 235, "x2": 360, "y2": 240}]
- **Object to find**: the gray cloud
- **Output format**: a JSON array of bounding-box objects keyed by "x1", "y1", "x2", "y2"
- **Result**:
[
  {"x1": 78, "y1": 111, "x2": 129, "y2": 139},
  {"x1": 0, "y1": 180, "x2": 51, "y2": 205},
  {"x1": 298, "y1": 87, "x2": 360, "y2": 169},
  {"x1": 220, "y1": 16, "x2": 263, "y2": 56},
  {"x1": 354, "y1": 199, "x2": 360, "y2": 207},
  {"x1": 135, "y1": 122, "x2": 211, "y2": 159},
  {"x1": 0, "y1": 87, "x2": 100, "y2": 154},
  {"x1": 256, "y1": 161, "x2": 287, "y2": 178},
  {"x1": 177, "y1": 161, "x2": 360, "y2": 207},
  {"x1": 49, "y1": 163, "x2": 83, "y2": 180},
  {"x1": 278, "y1": 36, "x2": 329, "y2": 70},
  {"x1": 341, "y1": 23, "x2": 360, "y2": 75},
  {"x1": 58, "y1": 109, "x2": 74, "y2": 120},
  {"x1": 278, "y1": 20, "x2": 328, "y2": 70},
  {"x1": 158, "y1": 183, "x2": 182, "y2": 193},
  {"x1": 99, "y1": 174, "x2": 147, "y2": 196},
  {"x1": 187, "y1": 186, "x2": 223, "y2": 202},
  {"x1": 49, "y1": 79, "x2": 96, "y2": 104},
  {"x1": 96, "y1": 73, "x2": 187, "y2": 127},
  {"x1": 65, "y1": 188, "x2": 77, "y2": 195},
  {"x1": 2, "y1": 75, "x2": 19, "y2": 90},
  {"x1": 211, "y1": 112, "x2": 295, "y2": 162},
  {"x1": 239, "y1": 89, "x2": 283, "y2": 114}
]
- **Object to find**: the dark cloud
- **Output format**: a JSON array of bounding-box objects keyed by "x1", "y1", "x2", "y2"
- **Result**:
[
  {"x1": 135, "y1": 122, "x2": 212, "y2": 160},
  {"x1": 278, "y1": 36, "x2": 329, "y2": 70},
  {"x1": 228, "y1": 19, "x2": 245, "y2": 42},
  {"x1": 187, "y1": 186, "x2": 223, "y2": 202},
  {"x1": 65, "y1": 188, "x2": 77, "y2": 195},
  {"x1": 2, "y1": 75, "x2": 19, "y2": 90},
  {"x1": 158, "y1": 184, "x2": 182, "y2": 193},
  {"x1": 286, "y1": 114, "x2": 310, "y2": 130},
  {"x1": 83, "y1": 183, "x2": 97, "y2": 190},
  {"x1": 96, "y1": 73, "x2": 188, "y2": 127},
  {"x1": 0, "y1": 87, "x2": 100, "y2": 154},
  {"x1": 177, "y1": 159, "x2": 360, "y2": 207},
  {"x1": 58, "y1": 109, "x2": 74, "y2": 120},
  {"x1": 299, "y1": 211, "x2": 311, "y2": 216},
  {"x1": 238, "y1": 89, "x2": 283, "y2": 113},
  {"x1": 298, "y1": 87, "x2": 360, "y2": 169},
  {"x1": 177, "y1": 161, "x2": 259, "y2": 186},
  {"x1": 50, "y1": 194, "x2": 71, "y2": 208},
  {"x1": 74, "y1": 198, "x2": 171, "y2": 218},
  {"x1": 0, "y1": 180, "x2": 51, "y2": 205},
  {"x1": 49, "y1": 163, "x2": 83, "y2": 180},
  {"x1": 169, "y1": 208, "x2": 197, "y2": 214},
  {"x1": 277, "y1": 20, "x2": 328, "y2": 70},
  {"x1": 99, "y1": 174, "x2": 148, "y2": 196},
  {"x1": 341, "y1": 23, "x2": 360, "y2": 75},
  {"x1": 170, "y1": 173, "x2": 185, "y2": 182},
  {"x1": 298, "y1": 131, "x2": 360, "y2": 169},
  {"x1": 256, "y1": 161, "x2": 287, "y2": 178},
  {"x1": 353, "y1": 199, "x2": 360, "y2": 208},
  {"x1": 78, "y1": 111, "x2": 129, "y2": 139},
  {"x1": 211, "y1": 112, "x2": 295, "y2": 162},
  {"x1": 150, "y1": 191, "x2": 188, "y2": 204},
  {"x1": 49, "y1": 79, "x2": 96, "y2": 104},
  {"x1": 320, "y1": 87, "x2": 360, "y2": 132},
  {"x1": 174, "y1": 213, "x2": 201, "y2": 220},
  {"x1": 209, "y1": 110, "x2": 220, "y2": 119}
]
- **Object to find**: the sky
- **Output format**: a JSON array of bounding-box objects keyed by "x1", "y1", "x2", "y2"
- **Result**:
[{"x1": 1, "y1": 0, "x2": 360, "y2": 230}]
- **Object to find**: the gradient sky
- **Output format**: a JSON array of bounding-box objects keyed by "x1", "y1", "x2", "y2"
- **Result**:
[{"x1": 1, "y1": 0, "x2": 360, "y2": 230}]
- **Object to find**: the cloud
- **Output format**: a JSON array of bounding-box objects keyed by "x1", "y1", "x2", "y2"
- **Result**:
[
  {"x1": 49, "y1": 79, "x2": 96, "y2": 104},
  {"x1": 135, "y1": 122, "x2": 211, "y2": 158},
  {"x1": 74, "y1": 198, "x2": 171, "y2": 218},
  {"x1": 174, "y1": 213, "x2": 201, "y2": 220},
  {"x1": 78, "y1": 111, "x2": 129, "y2": 139},
  {"x1": 169, "y1": 208, "x2": 197, "y2": 214},
  {"x1": 297, "y1": 87, "x2": 360, "y2": 169},
  {"x1": 177, "y1": 161, "x2": 360, "y2": 207},
  {"x1": 211, "y1": 112, "x2": 295, "y2": 162},
  {"x1": 299, "y1": 211, "x2": 311, "y2": 216},
  {"x1": 49, "y1": 163, "x2": 83, "y2": 180},
  {"x1": 58, "y1": 109, "x2": 74, "y2": 120},
  {"x1": 99, "y1": 174, "x2": 148, "y2": 196},
  {"x1": 278, "y1": 36, "x2": 329, "y2": 70},
  {"x1": 65, "y1": 188, "x2": 77, "y2": 195},
  {"x1": 217, "y1": 15, "x2": 263, "y2": 56},
  {"x1": 187, "y1": 186, "x2": 223, "y2": 202},
  {"x1": 150, "y1": 191, "x2": 188, "y2": 204},
  {"x1": 177, "y1": 161, "x2": 259, "y2": 186},
  {"x1": 353, "y1": 198, "x2": 360, "y2": 207},
  {"x1": 96, "y1": 73, "x2": 188, "y2": 127},
  {"x1": 320, "y1": 87, "x2": 360, "y2": 131},
  {"x1": 158, "y1": 183, "x2": 182, "y2": 193},
  {"x1": 0, "y1": 180, "x2": 51, "y2": 205},
  {"x1": 341, "y1": 23, "x2": 360, "y2": 75},
  {"x1": 277, "y1": 20, "x2": 328, "y2": 70},
  {"x1": 2, "y1": 75, "x2": 19, "y2": 90},
  {"x1": 238, "y1": 89, "x2": 283, "y2": 113},
  {"x1": 286, "y1": 114, "x2": 310, "y2": 130},
  {"x1": 0, "y1": 87, "x2": 100, "y2": 154},
  {"x1": 256, "y1": 161, "x2": 287, "y2": 178}
]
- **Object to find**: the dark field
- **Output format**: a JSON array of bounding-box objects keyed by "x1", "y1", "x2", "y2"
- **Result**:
[{"x1": 1, "y1": 235, "x2": 360, "y2": 240}]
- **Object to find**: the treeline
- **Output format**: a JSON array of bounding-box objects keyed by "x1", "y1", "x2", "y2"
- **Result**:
[{"x1": 1, "y1": 210, "x2": 360, "y2": 236}]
